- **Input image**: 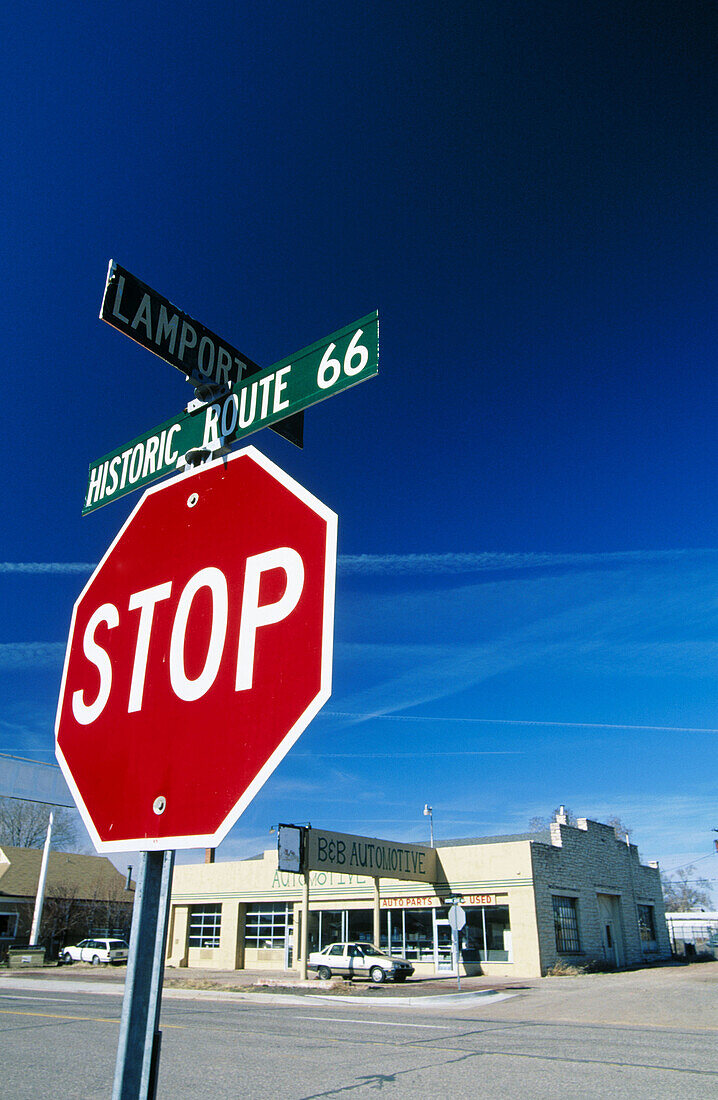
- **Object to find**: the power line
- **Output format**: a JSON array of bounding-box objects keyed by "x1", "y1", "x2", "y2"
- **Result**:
[
  {"x1": 660, "y1": 851, "x2": 717, "y2": 874},
  {"x1": 0, "y1": 751, "x2": 61, "y2": 768}
]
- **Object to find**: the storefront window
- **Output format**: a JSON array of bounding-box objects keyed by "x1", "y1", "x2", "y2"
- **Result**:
[
  {"x1": 346, "y1": 909, "x2": 373, "y2": 943},
  {"x1": 403, "y1": 909, "x2": 435, "y2": 961},
  {"x1": 245, "y1": 903, "x2": 293, "y2": 948},
  {"x1": 188, "y1": 904, "x2": 222, "y2": 948},
  {"x1": 462, "y1": 905, "x2": 511, "y2": 962},
  {"x1": 319, "y1": 910, "x2": 343, "y2": 947},
  {"x1": 308, "y1": 909, "x2": 376, "y2": 950},
  {"x1": 638, "y1": 904, "x2": 656, "y2": 945},
  {"x1": 553, "y1": 895, "x2": 580, "y2": 953},
  {"x1": 305, "y1": 910, "x2": 319, "y2": 954},
  {"x1": 303, "y1": 904, "x2": 512, "y2": 966},
  {"x1": 387, "y1": 911, "x2": 403, "y2": 953}
]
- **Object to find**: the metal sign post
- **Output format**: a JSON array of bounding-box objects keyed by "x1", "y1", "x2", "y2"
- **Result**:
[
  {"x1": 112, "y1": 850, "x2": 175, "y2": 1100},
  {"x1": 446, "y1": 898, "x2": 466, "y2": 991},
  {"x1": 57, "y1": 264, "x2": 377, "y2": 1095}
]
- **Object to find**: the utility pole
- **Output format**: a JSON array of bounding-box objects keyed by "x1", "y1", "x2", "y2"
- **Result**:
[
  {"x1": 424, "y1": 804, "x2": 434, "y2": 847},
  {"x1": 29, "y1": 811, "x2": 53, "y2": 947}
]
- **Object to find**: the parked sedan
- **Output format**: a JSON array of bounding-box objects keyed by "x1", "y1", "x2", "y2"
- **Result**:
[
  {"x1": 308, "y1": 942, "x2": 414, "y2": 983},
  {"x1": 62, "y1": 938, "x2": 129, "y2": 965}
]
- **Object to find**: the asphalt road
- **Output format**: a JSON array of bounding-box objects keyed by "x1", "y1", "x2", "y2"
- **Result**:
[{"x1": 1, "y1": 975, "x2": 717, "y2": 1099}]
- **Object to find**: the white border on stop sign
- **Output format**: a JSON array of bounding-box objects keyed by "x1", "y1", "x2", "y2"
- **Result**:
[{"x1": 55, "y1": 445, "x2": 338, "y2": 853}]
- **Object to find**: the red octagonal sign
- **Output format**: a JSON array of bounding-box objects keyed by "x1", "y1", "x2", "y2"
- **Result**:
[{"x1": 55, "y1": 447, "x2": 337, "y2": 852}]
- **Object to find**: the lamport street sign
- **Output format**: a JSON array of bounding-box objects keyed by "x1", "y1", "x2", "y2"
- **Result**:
[{"x1": 100, "y1": 261, "x2": 304, "y2": 447}]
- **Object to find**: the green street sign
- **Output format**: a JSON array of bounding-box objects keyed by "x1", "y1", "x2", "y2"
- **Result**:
[{"x1": 83, "y1": 311, "x2": 378, "y2": 514}]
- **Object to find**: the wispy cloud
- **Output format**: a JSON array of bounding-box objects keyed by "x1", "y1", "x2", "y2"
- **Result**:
[
  {"x1": 339, "y1": 549, "x2": 718, "y2": 576},
  {"x1": 260, "y1": 774, "x2": 355, "y2": 798},
  {"x1": 331, "y1": 559, "x2": 718, "y2": 721},
  {"x1": 295, "y1": 748, "x2": 524, "y2": 756},
  {"x1": 0, "y1": 643, "x2": 66, "y2": 669},
  {"x1": 332, "y1": 604, "x2": 597, "y2": 722},
  {"x1": 520, "y1": 792, "x2": 718, "y2": 885},
  {"x1": 321, "y1": 712, "x2": 718, "y2": 735},
  {"x1": 4, "y1": 549, "x2": 718, "y2": 578},
  {"x1": 0, "y1": 562, "x2": 95, "y2": 574}
]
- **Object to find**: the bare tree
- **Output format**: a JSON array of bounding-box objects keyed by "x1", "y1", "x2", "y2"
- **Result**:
[
  {"x1": 13, "y1": 881, "x2": 133, "y2": 958},
  {"x1": 605, "y1": 816, "x2": 633, "y2": 842},
  {"x1": 14, "y1": 884, "x2": 85, "y2": 956},
  {"x1": 86, "y1": 878, "x2": 134, "y2": 939},
  {"x1": 0, "y1": 796, "x2": 82, "y2": 851},
  {"x1": 661, "y1": 866, "x2": 713, "y2": 911},
  {"x1": 528, "y1": 809, "x2": 633, "y2": 841},
  {"x1": 528, "y1": 806, "x2": 577, "y2": 831}
]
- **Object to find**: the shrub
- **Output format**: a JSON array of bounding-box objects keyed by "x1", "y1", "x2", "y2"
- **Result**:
[{"x1": 545, "y1": 959, "x2": 586, "y2": 976}]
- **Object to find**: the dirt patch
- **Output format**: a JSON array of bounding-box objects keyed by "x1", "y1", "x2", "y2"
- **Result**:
[{"x1": 162, "y1": 976, "x2": 380, "y2": 996}]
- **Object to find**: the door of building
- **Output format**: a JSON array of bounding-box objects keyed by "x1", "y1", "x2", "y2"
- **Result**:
[
  {"x1": 433, "y1": 911, "x2": 456, "y2": 973},
  {"x1": 597, "y1": 894, "x2": 624, "y2": 966}
]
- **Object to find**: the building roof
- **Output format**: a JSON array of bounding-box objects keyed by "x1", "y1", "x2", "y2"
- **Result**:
[
  {"x1": 0, "y1": 846, "x2": 133, "y2": 902},
  {"x1": 437, "y1": 831, "x2": 552, "y2": 847},
  {"x1": 665, "y1": 910, "x2": 718, "y2": 920}
]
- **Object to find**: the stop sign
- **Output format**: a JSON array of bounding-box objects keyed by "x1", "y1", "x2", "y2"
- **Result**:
[{"x1": 55, "y1": 446, "x2": 337, "y2": 852}]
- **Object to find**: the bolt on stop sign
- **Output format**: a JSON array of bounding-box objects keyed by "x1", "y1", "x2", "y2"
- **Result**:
[{"x1": 55, "y1": 446, "x2": 337, "y2": 852}]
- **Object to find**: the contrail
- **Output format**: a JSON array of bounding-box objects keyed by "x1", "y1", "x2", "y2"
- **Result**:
[
  {"x1": 323, "y1": 711, "x2": 718, "y2": 734},
  {"x1": 338, "y1": 549, "x2": 718, "y2": 576},
  {"x1": 0, "y1": 562, "x2": 96, "y2": 574},
  {"x1": 294, "y1": 749, "x2": 524, "y2": 757},
  {"x1": 0, "y1": 643, "x2": 66, "y2": 668},
  {"x1": 3, "y1": 549, "x2": 717, "y2": 577}
]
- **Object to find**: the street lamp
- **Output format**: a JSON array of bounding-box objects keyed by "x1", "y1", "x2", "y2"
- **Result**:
[{"x1": 423, "y1": 804, "x2": 434, "y2": 847}]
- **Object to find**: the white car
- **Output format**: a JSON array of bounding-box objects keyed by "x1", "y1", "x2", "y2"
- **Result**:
[
  {"x1": 308, "y1": 942, "x2": 414, "y2": 983},
  {"x1": 62, "y1": 938, "x2": 129, "y2": 966}
]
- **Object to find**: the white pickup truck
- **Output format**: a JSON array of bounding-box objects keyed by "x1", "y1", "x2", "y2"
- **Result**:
[{"x1": 308, "y1": 942, "x2": 414, "y2": 983}]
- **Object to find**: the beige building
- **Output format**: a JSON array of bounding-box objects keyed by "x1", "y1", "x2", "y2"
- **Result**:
[{"x1": 167, "y1": 815, "x2": 671, "y2": 978}]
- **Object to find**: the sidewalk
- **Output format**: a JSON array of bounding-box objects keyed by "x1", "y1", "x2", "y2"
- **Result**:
[
  {"x1": 163, "y1": 966, "x2": 528, "y2": 997},
  {"x1": 0, "y1": 962, "x2": 522, "y2": 1007}
]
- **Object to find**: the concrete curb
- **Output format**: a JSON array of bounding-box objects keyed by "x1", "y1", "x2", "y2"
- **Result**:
[
  {"x1": 0, "y1": 976, "x2": 125, "y2": 997},
  {"x1": 0, "y1": 974, "x2": 515, "y2": 1009},
  {"x1": 313, "y1": 989, "x2": 516, "y2": 1007}
]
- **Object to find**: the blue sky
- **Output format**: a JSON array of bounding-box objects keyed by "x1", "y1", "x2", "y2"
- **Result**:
[{"x1": 1, "y1": 3, "x2": 716, "y2": 893}]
